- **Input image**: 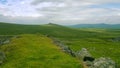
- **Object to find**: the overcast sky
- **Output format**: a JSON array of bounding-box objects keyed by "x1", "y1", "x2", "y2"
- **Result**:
[{"x1": 0, "y1": 0, "x2": 120, "y2": 25}]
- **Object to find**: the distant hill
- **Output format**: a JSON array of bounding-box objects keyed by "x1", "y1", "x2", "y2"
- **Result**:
[
  {"x1": 69, "y1": 23, "x2": 120, "y2": 29},
  {"x1": 0, "y1": 22, "x2": 99, "y2": 38}
]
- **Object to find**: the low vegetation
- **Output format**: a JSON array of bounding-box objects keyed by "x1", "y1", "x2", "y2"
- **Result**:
[
  {"x1": 0, "y1": 34, "x2": 81, "y2": 68},
  {"x1": 0, "y1": 22, "x2": 120, "y2": 67}
]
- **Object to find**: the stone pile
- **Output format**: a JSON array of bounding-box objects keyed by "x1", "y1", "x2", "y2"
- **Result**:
[
  {"x1": 90, "y1": 57, "x2": 116, "y2": 68},
  {"x1": 76, "y1": 48, "x2": 116, "y2": 68},
  {"x1": 76, "y1": 48, "x2": 92, "y2": 59}
]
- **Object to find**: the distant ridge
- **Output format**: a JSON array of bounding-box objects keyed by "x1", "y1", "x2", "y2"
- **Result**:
[
  {"x1": 0, "y1": 22, "x2": 88, "y2": 36},
  {"x1": 69, "y1": 23, "x2": 120, "y2": 29}
]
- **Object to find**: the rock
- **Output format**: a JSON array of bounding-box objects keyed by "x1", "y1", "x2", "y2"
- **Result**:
[
  {"x1": 76, "y1": 48, "x2": 92, "y2": 59},
  {"x1": 0, "y1": 39, "x2": 10, "y2": 45},
  {"x1": 3, "y1": 40, "x2": 10, "y2": 44},
  {"x1": 57, "y1": 43, "x2": 65, "y2": 47},
  {"x1": 62, "y1": 46, "x2": 76, "y2": 57},
  {"x1": 90, "y1": 57, "x2": 116, "y2": 68},
  {"x1": 76, "y1": 48, "x2": 95, "y2": 67},
  {"x1": 84, "y1": 61, "x2": 94, "y2": 67},
  {"x1": 0, "y1": 51, "x2": 6, "y2": 64},
  {"x1": 75, "y1": 48, "x2": 116, "y2": 68},
  {"x1": 52, "y1": 38, "x2": 76, "y2": 57}
]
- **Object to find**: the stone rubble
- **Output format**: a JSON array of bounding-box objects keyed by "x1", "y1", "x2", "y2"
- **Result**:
[
  {"x1": 76, "y1": 48, "x2": 92, "y2": 59},
  {"x1": 77, "y1": 48, "x2": 117, "y2": 68}
]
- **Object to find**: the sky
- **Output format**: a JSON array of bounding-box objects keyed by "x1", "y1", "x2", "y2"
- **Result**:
[{"x1": 0, "y1": 0, "x2": 120, "y2": 25}]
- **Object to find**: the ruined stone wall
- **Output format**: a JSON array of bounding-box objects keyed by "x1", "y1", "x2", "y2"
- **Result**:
[{"x1": 52, "y1": 37, "x2": 117, "y2": 68}]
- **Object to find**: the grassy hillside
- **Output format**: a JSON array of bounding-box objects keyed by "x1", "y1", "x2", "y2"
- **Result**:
[
  {"x1": 0, "y1": 22, "x2": 120, "y2": 67},
  {"x1": 0, "y1": 34, "x2": 81, "y2": 68},
  {"x1": 1, "y1": 22, "x2": 119, "y2": 41},
  {"x1": 0, "y1": 22, "x2": 104, "y2": 38}
]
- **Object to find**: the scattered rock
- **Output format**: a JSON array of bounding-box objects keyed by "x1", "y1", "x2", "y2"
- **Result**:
[
  {"x1": 75, "y1": 48, "x2": 95, "y2": 67},
  {"x1": 3, "y1": 40, "x2": 10, "y2": 44},
  {"x1": 76, "y1": 48, "x2": 92, "y2": 59},
  {"x1": 76, "y1": 48, "x2": 117, "y2": 68},
  {"x1": 62, "y1": 46, "x2": 76, "y2": 57},
  {"x1": 52, "y1": 38, "x2": 76, "y2": 57},
  {"x1": 84, "y1": 61, "x2": 94, "y2": 67},
  {"x1": 89, "y1": 57, "x2": 116, "y2": 68},
  {"x1": 0, "y1": 39, "x2": 10, "y2": 45}
]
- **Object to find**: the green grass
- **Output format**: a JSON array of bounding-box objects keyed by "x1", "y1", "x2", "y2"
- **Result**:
[
  {"x1": 60, "y1": 28, "x2": 120, "y2": 67},
  {"x1": 0, "y1": 22, "x2": 120, "y2": 67},
  {"x1": 0, "y1": 34, "x2": 81, "y2": 68}
]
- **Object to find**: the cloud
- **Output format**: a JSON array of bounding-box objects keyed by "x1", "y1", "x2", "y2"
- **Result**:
[
  {"x1": 31, "y1": 0, "x2": 65, "y2": 5},
  {"x1": 33, "y1": 0, "x2": 120, "y2": 24},
  {"x1": 0, "y1": 0, "x2": 120, "y2": 25},
  {"x1": 31, "y1": 0, "x2": 120, "y2": 5},
  {"x1": 81, "y1": 0, "x2": 120, "y2": 4},
  {"x1": 0, "y1": 15, "x2": 50, "y2": 24}
]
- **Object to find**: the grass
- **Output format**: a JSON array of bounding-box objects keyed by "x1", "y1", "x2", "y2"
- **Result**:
[
  {"x1": 60, "y1": 28, "x2": 120, "y2": 67},
  {"x1": 0, "y1": 34, "x2": 81, "y2": 68},
  {"x1": 0, "y1": 22, "x2": 120, "y2": 67}
]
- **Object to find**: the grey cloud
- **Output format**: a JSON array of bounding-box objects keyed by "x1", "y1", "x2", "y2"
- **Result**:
[
  {"x1": 81, "y1": 0, "x2": 120, "y2": 3},
  {"x1": 0, "y1": 15, "x2": 50, "y2": 24},
  {"x1": 31, "y1": 0, "x2": 120, "y2": 5},
  {"x1": 31, "y1": 0, "x2": 65, "y2": 5},
  {"x1": 36, "y1": 5, "x2": 120, "y2": 24},
  {"x1": 0, "y1": 0, "x2": 120, "y2": 25}
]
